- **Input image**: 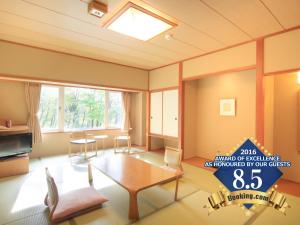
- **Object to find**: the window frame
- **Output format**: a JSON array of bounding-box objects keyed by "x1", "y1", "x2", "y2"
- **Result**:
[{"x1": 39, "y1": 85, "x2": 123, "y2": 133}]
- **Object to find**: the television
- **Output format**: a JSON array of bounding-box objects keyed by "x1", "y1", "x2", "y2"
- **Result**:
[{"x1": 0, "y1": 133, "x2": 32, "y2": 159}]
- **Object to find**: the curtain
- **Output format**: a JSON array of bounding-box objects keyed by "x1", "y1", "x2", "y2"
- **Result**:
[
  {"x1": 25, "y1": 82, "x2": 42, "y2": 144},
  {"x1": 122, "y1": 92, "x2": 131, "y2": 131}
]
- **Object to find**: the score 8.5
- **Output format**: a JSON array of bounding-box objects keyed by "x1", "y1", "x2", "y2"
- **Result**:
[{"x1": 233, "y1": 169, "x2": 262, "y2": 190}]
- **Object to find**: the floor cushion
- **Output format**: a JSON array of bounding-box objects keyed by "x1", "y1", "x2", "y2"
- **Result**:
[{"x1": 51, "y1": 187, "x2": 107, "y2": 223}]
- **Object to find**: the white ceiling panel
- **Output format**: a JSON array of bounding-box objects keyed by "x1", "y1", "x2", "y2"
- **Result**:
[
  {"x1": 202, "y1": 0, "x2": 283, "y2": 37},
  {"x1": 0, "y1": 0, "x2": 299, "y2": 69},
  {"x1": 0, "y1": 0, "x2": 183, "y2": 61},
  {"x1": 171, "y1": 24, "x2": 225, "y2": 52},
  {"x1": 143, "y1": 0, "x2": 251, "y2": 45},
  {"x1": 0, "y1": 23, "x2": 159, "y2": 69},
  {"x1": 261, "y1": 0, "x2": 300, "y2": 28}
]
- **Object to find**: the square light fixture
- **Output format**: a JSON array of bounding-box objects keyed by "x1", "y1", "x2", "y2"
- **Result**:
[{"x1": 104, "y1": 2, "x2": 176, "y2": 41}]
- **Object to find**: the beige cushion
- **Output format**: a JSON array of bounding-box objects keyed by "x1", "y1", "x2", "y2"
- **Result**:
[{"x1": 51, "y1": 187, "x2": 107, "y2": 223}]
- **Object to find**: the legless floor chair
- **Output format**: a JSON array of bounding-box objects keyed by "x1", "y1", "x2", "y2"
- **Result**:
[
  {"x1": 162, "y1": 146, "x2": 183, "y2": 173},
  {"x1": 44, "y1": 168, "x2": 108, "y2": 223}
]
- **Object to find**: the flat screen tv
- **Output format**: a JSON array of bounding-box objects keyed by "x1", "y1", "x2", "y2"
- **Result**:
[{"x1": 0, "y1": 133, "x2": 32, "y2": 159}]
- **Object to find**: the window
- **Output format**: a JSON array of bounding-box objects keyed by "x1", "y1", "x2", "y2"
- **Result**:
[
  {"x1": 64, "y1": 87, "x2": 105, "y2": 129},
  {"x1": 39, "y1": 85, "x2": 124, "y2": 132},
  {"x1": 38, "y1": 86, "x2": 59, "y2": 130}
]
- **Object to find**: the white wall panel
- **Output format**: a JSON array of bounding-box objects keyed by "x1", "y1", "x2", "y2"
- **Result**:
[{"x1": 183, "y1": 42, "x2": 256, "y2": 78}]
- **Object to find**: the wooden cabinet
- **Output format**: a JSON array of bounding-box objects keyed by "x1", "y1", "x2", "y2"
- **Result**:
[
  {"x1": 150, "y1": 92, "x2": 163, "y2": 135},
  {"x1": 150, "y1": 89, "x2": 178, "y2": 137}
]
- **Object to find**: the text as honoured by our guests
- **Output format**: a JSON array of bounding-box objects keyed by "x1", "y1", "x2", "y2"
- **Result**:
[{"x1": 204, "y1": 138, "x2": 291, "y2": 215}]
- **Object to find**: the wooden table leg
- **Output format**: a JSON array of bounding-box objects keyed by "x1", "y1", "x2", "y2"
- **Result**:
[
  {"x1": 175, "y1": 176, "x2": 179, "y2": 201},
  {"x1": 129, "y1": 191, "x2": 139, "y2": 220}
]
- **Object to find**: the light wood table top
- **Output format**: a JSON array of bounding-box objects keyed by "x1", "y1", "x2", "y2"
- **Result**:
[{"x1": 92, "y1": 154, "x2": 183, "y2": 220}]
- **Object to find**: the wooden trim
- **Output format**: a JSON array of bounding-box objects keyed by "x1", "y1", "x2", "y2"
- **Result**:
[
  {"x1": 264, "y1": 67, "x2": 300, "y2": 76},
  {"x1": 150, "y1": 26, "x2": 300, "y2": 72},
  {"x1": 182, "y1": 65, "x2": 257, "y2": 81},
  {"x1": 102, "y1": 2, "x2": 177, "y2": 42},
  {"x1": 298, "y1": 91, "x2": 300, "y2": 154},
  {"x1": 256, "y1": 38, "x2": 264, "y2": 145},
  {"x1": 149, "y1": 133, "x2": 178, "y2": 141},
  {"x1": 103, "y1": 2, "x2": 177, "y2": 28},
  {"x1": 146, "y1": 91, "x2": 151, "y2": 151},
  {"x1": 0, "y1": 39, "x2": 148, "y2": 71},
  {"x1": 149, "y1": 86, "x2": 179, "y2": 92},
  {"x1": 263, "y1": 24, "x2": 300, "y2": 39},
  {"x1": 0, "y1": 73, "x2": 146, "y2": 92},
  {"x1": 162, "y1": 90, "x2": 164, "y2": 136},
  {"x1": 150, "y1": 62, "x2": 180, "y2": 71},
  {"x1": 42, "y1": 128, "x2": 121, "y2": 134},
  {"x1": 178, "y1": 62, "x2": 184, "y2": 159}
]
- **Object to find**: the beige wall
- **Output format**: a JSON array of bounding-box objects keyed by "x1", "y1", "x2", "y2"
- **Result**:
[
  {"x1": 264, "y1": 73, "x2": 300, "y2": 182},
  {"x1": 0, "y1": 41, "x2": 149, "y2": 90},
  {"x1": 183, "y1": 80, "x2": 198, "y2": 159},
  {"x1": 149, "y1": 64, "x2": 179, "y2": 90},
  {"x1": 184, "y1": 70, "x2": 256, "y2": 160},
  {"x1": 0, "y1": 80, "x2": 27, "y2": 125},
  {"x1": 264, "y1": 76, "x2": 274, "y2": 153},
  {"x1": 183, "y1": 42, "x2": 256, "y2": 79},
  {"x1": 264, "y1": 28, "x2": 300, "y2": 74}
]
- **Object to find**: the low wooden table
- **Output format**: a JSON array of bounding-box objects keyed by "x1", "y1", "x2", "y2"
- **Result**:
[{"x1": 92, "y1": 154, "x2": 183, "y2": 220}]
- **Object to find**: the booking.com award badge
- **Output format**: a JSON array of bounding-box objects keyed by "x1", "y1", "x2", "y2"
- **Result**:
[{"x1": 204, "y1": 138, "x2": 291, "y2": 215}]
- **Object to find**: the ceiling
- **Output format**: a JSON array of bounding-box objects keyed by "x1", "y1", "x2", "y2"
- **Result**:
[{"x1": 0, "y1": 0, "x2": 299, "y2": 70}]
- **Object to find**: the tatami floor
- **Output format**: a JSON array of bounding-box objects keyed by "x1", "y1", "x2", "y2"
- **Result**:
[{"x1": 0, "y1": 149, "x2": 299, "y2": 225}]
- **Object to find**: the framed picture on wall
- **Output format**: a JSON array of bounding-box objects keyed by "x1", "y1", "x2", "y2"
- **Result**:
[{"x1": 220, "y1": 99, "x2": 235, "y2": 116}]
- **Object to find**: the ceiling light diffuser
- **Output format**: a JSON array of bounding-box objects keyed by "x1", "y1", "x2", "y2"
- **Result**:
[{"x1": 105, "y1": 2, "x2": 176, "y2": 41}]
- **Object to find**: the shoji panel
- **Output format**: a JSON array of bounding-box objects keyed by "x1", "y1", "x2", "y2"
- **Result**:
[
  {"x1": 163, "y1": 89, "x2": 178, "y2": 137},
  {"x1": 150, "y1": 92, "x2": 163, "y2": 135}
]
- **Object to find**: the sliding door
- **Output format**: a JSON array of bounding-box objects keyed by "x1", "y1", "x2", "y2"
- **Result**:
[
  {"x1": 163, "y1": 89, "x2": 178, "y2": 137},
  {"x1": 150, "y1": 92, "x2": 163, "y2": 135}
]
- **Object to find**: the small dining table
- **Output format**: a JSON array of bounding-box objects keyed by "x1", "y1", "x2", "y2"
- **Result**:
[{"x1": 91, "y1": 154, "x2": 183, "y2": 220}]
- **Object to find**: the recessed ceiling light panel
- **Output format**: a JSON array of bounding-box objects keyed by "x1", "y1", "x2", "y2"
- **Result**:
[{"x1": 104, "y1": 2, "x2": 176, "y2": 41}]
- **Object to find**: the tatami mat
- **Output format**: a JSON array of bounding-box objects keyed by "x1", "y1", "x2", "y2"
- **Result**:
[{"x1": 0, "y1": 149, "x2": 299, "y2": 225}]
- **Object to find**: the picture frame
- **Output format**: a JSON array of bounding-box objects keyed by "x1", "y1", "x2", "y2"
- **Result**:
[{"x1": 220, "y1": 98, "x2": 235, "y2": 116}]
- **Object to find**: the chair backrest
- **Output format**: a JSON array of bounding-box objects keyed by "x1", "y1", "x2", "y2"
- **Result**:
[
  {"x1": 45, "y1": 168, "x2": 59, "y2": 210},
  {"x1": 164, "y1": 146, "x2": 182, "y2": 168}
]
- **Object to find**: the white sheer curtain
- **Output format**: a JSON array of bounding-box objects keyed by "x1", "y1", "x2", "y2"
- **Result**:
[
  {"x1": 25, "y1": 82, "x2": 42, "y2": 144},
  {"x1": 122, "y1": 92, "x2": 131, "y2": 131}
]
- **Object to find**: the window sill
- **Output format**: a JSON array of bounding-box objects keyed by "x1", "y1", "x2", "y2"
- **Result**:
[{"x1": 42, "y1": 128, "x2": 121, "y2": 134}]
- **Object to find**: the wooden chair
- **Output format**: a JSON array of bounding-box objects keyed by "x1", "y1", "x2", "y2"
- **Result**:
[
  {"x1": 44, "y1": 168, "x2": 107, "y2": 223},
  {"x1": 92, "y1": 134, "x2": 109, "y2": 155},
  {"x1": 114, "y1": 129, "x2": 131, "y2": 154},
  {"x1": 68, "y1": 132, "x2": 96, "y2": 159}
]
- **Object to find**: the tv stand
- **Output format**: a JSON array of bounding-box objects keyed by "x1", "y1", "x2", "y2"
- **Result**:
[{"x1": 0, "y1": 154, "x2": 29, "y2": 178}]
